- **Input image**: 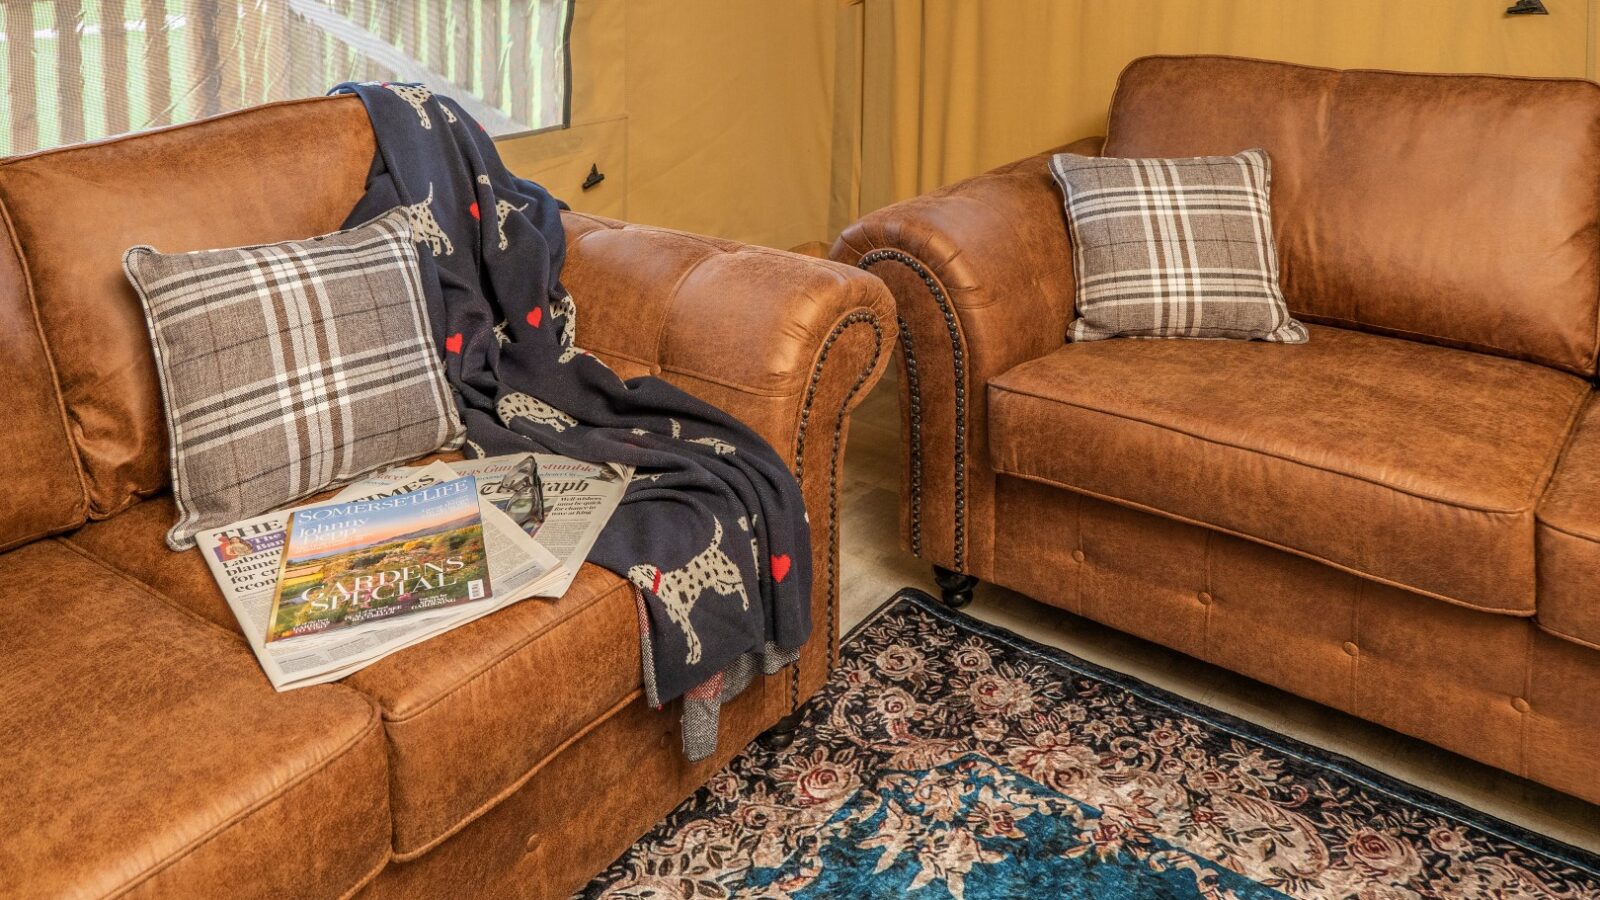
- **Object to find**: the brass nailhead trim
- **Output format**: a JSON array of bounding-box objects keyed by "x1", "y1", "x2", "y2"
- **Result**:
[
  {"x1": 859, "y1": 250, "x2": 967, "y2": 573},
  {"x1": 791, "y1": 309, "x2": 885, "y2": 707},
  {"x1": 896, "y1": 313, "x2": 924, "y2": 557}
]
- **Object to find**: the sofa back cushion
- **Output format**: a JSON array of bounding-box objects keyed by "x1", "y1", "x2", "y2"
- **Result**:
[
  {"x1": 0, "y1": 211, "x2": 89, "y2": 550},
  {"x1": 0, "y1": 95, "x2": 376, "y2": 519},
  {"x1": 1104, "y1": 55, "x2": 1600, "y2": 376}
]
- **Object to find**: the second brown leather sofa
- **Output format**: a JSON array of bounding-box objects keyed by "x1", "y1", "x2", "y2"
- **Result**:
[{"x1": 832, "y1": 54, "x2": 1600, "y2": 807}]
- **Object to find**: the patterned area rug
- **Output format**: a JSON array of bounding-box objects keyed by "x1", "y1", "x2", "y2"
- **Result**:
[{"x1": 578, "y1": 590, "x2": 1600, "y2": 899}]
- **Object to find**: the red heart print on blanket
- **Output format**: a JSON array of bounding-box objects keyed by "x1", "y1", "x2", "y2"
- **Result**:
[
  {"x1": 444, "y1": 333, "x2": 463, "y2": 354},
  {"x1": 770, "y1": 554, "x2": 792, "y2": 583}
]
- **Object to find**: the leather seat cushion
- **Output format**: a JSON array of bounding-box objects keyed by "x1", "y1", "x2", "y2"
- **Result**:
[
  {"x1": 67, "y1": 495, "x2": 643, "y2": 858},
  {"x1": 344, "y1": 562, "x2": 640, "y2": 858},
  {"x1": 988, "y1": 324, "x2": 1589, "y2": 614},
  {"x1": 0, "y1": 540, "x2": 389, "y2": 900},
  {"x1": 1537, "y1": 395, "x2": 1600, "y2": 649}
]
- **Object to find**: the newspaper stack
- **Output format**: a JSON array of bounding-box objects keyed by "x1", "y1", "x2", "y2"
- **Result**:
[{"x1": 197, "y1": 453, "x2": 632, "y2": 690}]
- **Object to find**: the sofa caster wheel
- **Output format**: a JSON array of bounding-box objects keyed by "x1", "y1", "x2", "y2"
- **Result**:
[
  {"x1": 933, "y1": 565, "x2": 977, "y2": 609},
  {"x1": 757, "y1": 710, "x2": 803, "y2": 752}
]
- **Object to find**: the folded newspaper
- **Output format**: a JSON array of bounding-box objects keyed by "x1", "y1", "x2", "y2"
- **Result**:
[{"x1": 197, "y1": 453, "x2": 630, "y2": 690}]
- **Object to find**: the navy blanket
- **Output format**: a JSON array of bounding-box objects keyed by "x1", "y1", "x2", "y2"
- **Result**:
[{"x1": 335, "y1": 82, "x2": 811, "y2": 759}]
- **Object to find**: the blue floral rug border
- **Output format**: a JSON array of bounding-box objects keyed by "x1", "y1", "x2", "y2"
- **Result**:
[{"x1": 867, "y1": 587, "x2": 1600, "y2": 878}]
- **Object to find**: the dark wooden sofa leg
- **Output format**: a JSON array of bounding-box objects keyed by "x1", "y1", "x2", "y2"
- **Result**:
[
  {"x1": 757, "y1": 710, "x2": 804, "y2": 752},
  {"x1": 933, "y1": 565, "x2": 977, "y2": 610}
]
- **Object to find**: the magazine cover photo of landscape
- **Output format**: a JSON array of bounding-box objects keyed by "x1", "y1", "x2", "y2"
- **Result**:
[{"x1": 266, "y1": 475, "x2": 491, "y2": 643}]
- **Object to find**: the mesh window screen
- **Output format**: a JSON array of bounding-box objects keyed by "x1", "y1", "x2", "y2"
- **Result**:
[{"x1": 0, "y1": 0, "x2": 572, "y2": 156}]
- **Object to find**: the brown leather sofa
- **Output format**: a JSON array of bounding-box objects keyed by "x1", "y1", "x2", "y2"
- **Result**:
[
  {"x1": 832, "y1": 55, "x2": 1600, "y2": 806},
  {"x1": 0, "y1": 95, "x2": 893, "y2": 899}
]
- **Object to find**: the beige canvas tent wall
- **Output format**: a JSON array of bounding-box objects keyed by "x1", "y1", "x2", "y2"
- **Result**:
[
  {"x1": 496, "y1": 0, "x2": 847, "y2": 252},
  {"x1": 513, "y1": 0, "x2": 1596, "y2": 252}
]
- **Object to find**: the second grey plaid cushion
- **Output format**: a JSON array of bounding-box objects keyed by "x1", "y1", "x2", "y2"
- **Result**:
[
  {"x1": 1050, "y1": 149, "x2": 1308, "y2": 344},
  {"x1": 125, "y1": 207, "x2": 464, "y2": 550}
]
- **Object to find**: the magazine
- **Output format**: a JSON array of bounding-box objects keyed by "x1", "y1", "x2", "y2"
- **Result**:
[
  {"x1": 266, "y1": 475, "x2": 491, "y2": 643},
  {"x1": 197, "y1": 463, "x2": 565, "y2": 690},
  {"x1": 350, "y1": 452, "x2": 632, "y2": 597},
  {"x1": 330, "y1": 461, "x2": 570, "y2": 599}
]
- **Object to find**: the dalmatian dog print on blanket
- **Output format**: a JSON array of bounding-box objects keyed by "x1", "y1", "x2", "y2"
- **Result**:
[
  {"x1": 475, "y1": 175, "x2": 528, "y2": 250},
  {"x1": 550, "y1": 295, "x2": 589, "y2": 363},
  {"x1": 404, "y1": 184, "x2": 453, "y2": 257},
  {"x1": 627, "y1": 517, "x2": 749, "y2": 666},
  {"x1": 335, "y1": 82, "x2": 813, "y2": 763},
  {"x1": 670, "y1": 419, "x2": 735, "y2": 455},
  {"x1": 496, "y1": 391, "x2": 577, "y2": 432},
  {"x1": 377, "y1": 82, "x2": 457, "y2": 129}
]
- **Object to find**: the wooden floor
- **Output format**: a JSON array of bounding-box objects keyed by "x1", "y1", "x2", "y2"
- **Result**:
[{"x1": 836, "y1": 365, "x2": 1600, "y2": 854}]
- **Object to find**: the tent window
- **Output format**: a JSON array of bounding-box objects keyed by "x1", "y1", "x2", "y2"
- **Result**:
[{"x1": 0, "y1": 0, "x2": 573, "y2": 157}]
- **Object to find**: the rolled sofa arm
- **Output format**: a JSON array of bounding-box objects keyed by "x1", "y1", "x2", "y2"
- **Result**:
[
  {"x1": 829, "y1": 136, "x2": 1103, "y2": 578},
  {"x1": 558, "y1": 210, "x2": 896, "y2": 698}
]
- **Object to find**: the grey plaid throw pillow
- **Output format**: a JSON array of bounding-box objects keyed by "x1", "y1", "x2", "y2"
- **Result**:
[
  {"x1": 1050, "y1": 149, "x2": 1308, "y2": 344},
  {"x1": 124, "y1": 207, "x2": 464, "y2": 550}
]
